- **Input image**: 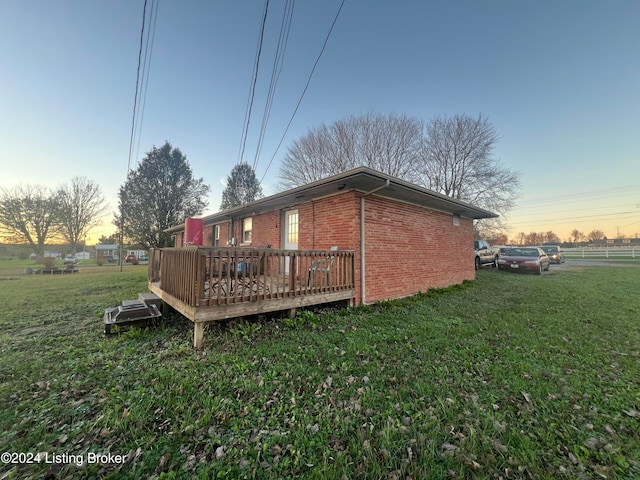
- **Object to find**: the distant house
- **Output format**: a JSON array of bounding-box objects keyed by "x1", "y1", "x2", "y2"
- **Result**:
[
  {"x1": 591, "y1": 238, "x2": 640, "y2": 247},
  {"x1": 74, "y1": 251, "x2": 91, "y2": 260},
  {"x1": 95, "y1": 244, "x2": 118, "y2": 263},
  {"x1": 126, "y1": 249, "x2": 148, "y2": 260}
]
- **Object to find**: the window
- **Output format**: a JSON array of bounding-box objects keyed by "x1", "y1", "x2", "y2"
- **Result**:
[
  {"x1": 452, "y1": 214, "x2": 460, "y2": 227},
  {"x1": 287, "y1": 211, "x2": 298, "y2": 243},
  {"x1": 213, "y1": 225, "x2": 220, "y2": 246},
  {"x1": 242, "y1": 217, "x2": 252, "y2": 243}
]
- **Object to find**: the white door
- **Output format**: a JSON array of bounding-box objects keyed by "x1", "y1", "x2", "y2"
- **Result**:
[{"x1": 283, "y1": 209, "x2": 298, "y2": 273}]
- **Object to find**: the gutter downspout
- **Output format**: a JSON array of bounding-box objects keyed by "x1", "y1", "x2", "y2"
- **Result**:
[{"x1": 360, "y1": 179, "x2": 390, "y2": 305}]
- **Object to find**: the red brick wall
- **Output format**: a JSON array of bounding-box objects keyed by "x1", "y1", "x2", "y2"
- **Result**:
[
  {"x1": 251, "y1": 211, "x2": 281, "y2": 248},
  {"x1": 174, "y1": 231, "x2": 183, "y2": 247},
  {"x1": 218, "y1": 222, "x2": 231, "y2": 247},
  {"x1": 203, "y1": 225, "x2": 213, "y2": 246},
  {"x1": 172, "y1": 190, "x2": 475, "y2": 305},
  {"x1": 298, "y1": 192, "x2": 360, "y2": 251},
  {"x1": 210, "y1": 213, "x2": 281, "y2": 248},
  {"x1": 362, "y1": 195, "x2": 475, "y2": 304},
  {"x1": 297, "y1": 192, "x2": 361, "y2": 301}
]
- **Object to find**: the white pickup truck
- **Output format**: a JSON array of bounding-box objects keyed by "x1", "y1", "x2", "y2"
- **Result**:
[{"x1": 474, "y1": 240, "x2": 500, "y2": 270}]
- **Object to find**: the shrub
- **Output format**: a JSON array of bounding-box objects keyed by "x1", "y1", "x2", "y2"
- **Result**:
[{"x1": 42, "y1": 257, "x2": 55, "y2": 268}]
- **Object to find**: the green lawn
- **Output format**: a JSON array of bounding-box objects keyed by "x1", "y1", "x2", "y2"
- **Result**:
[{"x1": 0, "y1": 265, "x2": 639, "y2": 479}]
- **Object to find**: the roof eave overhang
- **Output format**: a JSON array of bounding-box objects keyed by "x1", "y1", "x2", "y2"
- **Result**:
[{"x1": 165, "y1": 167, "x2": 498, "y2": 233}]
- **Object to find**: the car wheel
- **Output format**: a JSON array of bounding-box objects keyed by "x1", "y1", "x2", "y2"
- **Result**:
[{"x1": 475, "y1": 257, "x2": 480, "y2": 270}]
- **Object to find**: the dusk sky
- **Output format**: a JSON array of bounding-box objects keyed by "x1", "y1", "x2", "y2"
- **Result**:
[{"x1": 1, "y1": 0, "x2": 639, "y2": 243}]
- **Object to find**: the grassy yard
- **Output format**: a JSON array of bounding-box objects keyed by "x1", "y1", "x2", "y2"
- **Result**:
[{"x1": 0, "y1": 264, "x2": 639, "y2": 479}]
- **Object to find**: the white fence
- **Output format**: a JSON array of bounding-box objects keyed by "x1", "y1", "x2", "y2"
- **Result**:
[{"x1": 564, "y1": 247, "x2": 638, "y2": 258}]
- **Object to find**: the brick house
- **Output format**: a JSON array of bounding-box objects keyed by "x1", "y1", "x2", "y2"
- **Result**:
[
  {"x1": 165, "y1": 167, "x2": 497, "y2": 306},
  {"x1": 95, "y1": 244, "x2": 119, "y2": 264}
]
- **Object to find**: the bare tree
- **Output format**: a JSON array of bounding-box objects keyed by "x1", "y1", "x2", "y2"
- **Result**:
[
  {"x1": 524, "y1": 231, "x2": 545, "y2": 245},
  {"x1": 587, "y1": 229, "x2": 605, "y2": 241},
  {"x1": 418, "y1": 114, "x2": 520, "y2": 217},
  {"x1": 545, "y1": 231, "x2": 560, "y2": 243},
  {"x1": 570, "y1": 229, "x2": 585, "y2": 243},
  {"x1": 0, "y1": 185, "x2": 60, "y2": 255},
  {"x1": 279, "y1": 112, "x2": 519, "y2": 237},
  {"x1": 474, "y1": 219, "x2": 511, "y2": 242},
  {"x1": 278, "y1": 112, "x2": 423, "y2": 189},
  {"x1": 56, "y1": 177, "x2": 109, "y2": 253}
]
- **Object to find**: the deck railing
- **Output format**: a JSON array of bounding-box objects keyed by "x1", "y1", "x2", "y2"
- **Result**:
[{"x1": 148, "y1": 247, "x2": 355, "y2": 308}]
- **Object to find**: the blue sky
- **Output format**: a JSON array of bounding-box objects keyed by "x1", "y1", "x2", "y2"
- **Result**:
[{"x1": 1, "y1": 0, "x2": 639, "y2": 242}]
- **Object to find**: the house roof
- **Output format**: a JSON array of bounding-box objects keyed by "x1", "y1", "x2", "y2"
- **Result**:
[
  {"x1": 592, "y1": 238, "x2": 640, "y2": 245},
  {"x1": 166, "y1": 167, "x2": 498, "y2": 232}
]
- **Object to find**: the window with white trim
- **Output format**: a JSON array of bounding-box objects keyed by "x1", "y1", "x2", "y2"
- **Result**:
[
  {"x1": 213, "y1": 225, "x2": 220, "y2": 246},
  {"x1": 242, "y1": 218, "x2": 252, "y2": 243},
  {"x1": 287, "y1": 211, "x2": 299, "y2": 243}
]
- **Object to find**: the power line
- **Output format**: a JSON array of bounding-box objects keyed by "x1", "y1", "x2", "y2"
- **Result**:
[
  {"x1": 515, "y1": 184, "x2": 640, "y2": 208},
  {"x1": 237, "y1": 0, "x2": 270, "y2": 166},
  {"x1": 514, "y1": 202, "x2": 638, "y2": 218},
  {"x1": 122, "y1": 0, "x2": 151, "y2": 272},
  {"x1": 134, "y1": 0, "x2": 159, "y2": 165},
  {"x1": 260, "y1": 0, "x2": 346, "y2": 183},
  {"x1": 252, "y1": 0, "x2": 295, "y2": 171},
  {"x1": 509, "y1": 210, "x2": 639, "y2": 228},
  {"x1": 127, "y1": 0, "x2": 149, "y2": 174}
]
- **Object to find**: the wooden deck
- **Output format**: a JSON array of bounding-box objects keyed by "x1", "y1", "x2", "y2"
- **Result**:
[{"x1": 148, "y1": 247, "x2": 356, "y2": 348}]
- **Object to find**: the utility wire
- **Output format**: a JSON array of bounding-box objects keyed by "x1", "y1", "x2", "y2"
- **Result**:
[
  {"x1": 509, "y1": 210, "x2": 639, "y2": 227},
  {"x1": 122, "y1": 0, "x2": 150, "y2": 272},
  {"x1": 515, "y1": 184, "x2": 640, "y2": 208},
  {"x1": 260, "y1": 0, "x2": 346, "y2": 183},
  {"x1": 252, "y1": 0, "x2": 295, "y2": 171},
  {"x1": 237, "y1": 0, "x2": 270, "y2": 166},
  {"x1": 134, "y1": 0, "x2": 159, "y2": 165},
  {"x1": 127, "y1": 0, "x2": 149, "y2": 174}
]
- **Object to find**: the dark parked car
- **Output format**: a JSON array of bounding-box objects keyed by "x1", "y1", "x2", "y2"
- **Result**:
[
  {"x1": 494, "y1": 245, "x2": 514, "y2": 255},
  {"x1": 124, "y1": 254, "x2": 137, "y2": 263},
  {"x1": 497, "y1": 247, "x2": 550, "y2": 275},
  {"x1": 539, "y1": 245, "x2": 565, "y2": 264}
]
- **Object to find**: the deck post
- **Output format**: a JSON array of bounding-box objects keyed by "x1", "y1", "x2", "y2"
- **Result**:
[
  {"x1": 194, "y1": 322, "x2": 204, "y2": 349},
  {"x1": 288, "y1": 307, "x2": 296, "y2": 318}
]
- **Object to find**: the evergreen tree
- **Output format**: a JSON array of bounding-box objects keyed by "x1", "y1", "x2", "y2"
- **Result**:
[
  {"x1": 220, "y1": 163, "x2": 263, "y2": 210},
  {"x1": 116, "y1": 142, "x2": 210, "y2": 248}
]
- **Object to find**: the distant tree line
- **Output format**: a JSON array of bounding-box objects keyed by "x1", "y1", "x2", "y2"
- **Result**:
[
  {"x1": 0, "y1": 178, "x2": 109, "y2": 256},
  {"x1": 497, "y1": 228, "x2": 615, "y2": 247}
]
